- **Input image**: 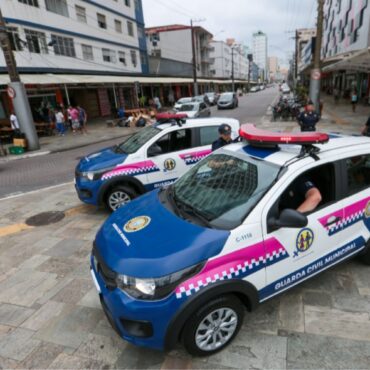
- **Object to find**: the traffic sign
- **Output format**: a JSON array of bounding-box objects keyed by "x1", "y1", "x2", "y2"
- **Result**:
[{"x1": 6, "y1": 86, "x2": 16, "y2": 99}]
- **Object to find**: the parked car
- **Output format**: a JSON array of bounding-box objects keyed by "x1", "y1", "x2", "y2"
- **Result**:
[
  {"x1": 217, "y1": 92, "x2": 238, "y2": 109},
  {"x1": 75, "y1": 116, "x2": 239, "y2": 211},
  {"x1": 174, "y1": 97, "x2": 192, "y2": 110},
  {"x1": 281, "y1": 84, "x2": 291, "y2": 94},
  {"x1": 205, "y1": 92, "x2": 217, "y2": 105},
  {"x1": 250, "y1": 86, "x2": 259, "y2": 93},
  {"x1": 91, "y1": 125, "x2": 370, "y2": 355},
  {"x1": 177, "y1": 102, "x2": 210, "y2": 118}
]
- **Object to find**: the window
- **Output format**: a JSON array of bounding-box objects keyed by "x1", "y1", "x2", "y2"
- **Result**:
[
  {"x1": 118, "y1": 51, "x2": 126, "y2": 65},
  {"x1": 127, "y1": 21, "x2": 134, "y2": 36},
  {"x1": 24, "y1": 29, "x2": 48, "y2": 54},
  {"x1": 138, "y1": 27, "x2": 145, "y2": 39},
  {"x1": 82, "y1": 44, "x2": 93, "y2": 61},
  {"x1": 45, "y1": 0, "x2": 69, "y2": 17},
  {"x1": 130, "y1": 50, "x2": 137, "y2": 66},
  {"x1": 97, "y1": 13, "x2": 107, "y2": 29},
  {"x1": 140, "y1": 51, "x2": 147, "y2": 65},
  {"x1": 75, "y1": 5, "x2": 87, "y2": 23},
  {"x1": 118, "y1": 126, "x2": 161, "y2": 154},
  {"x1": 102, "y1": 48, "x2": 116, "y2": 63},
  {"x1": 115, "y1": 19, "x2": 122, "y2": 33},
  {"x1": 346, "y1": 155, "x2": 370, "y2": 195},
  {"x1": 125, "y1": 0, "x2": 130, "y2": 6},
  {"x1": 199, "y1": 126, "x2": 219, "y2": 146},
  {"x1": 51, "y1": 35, "x2": 76, "y2": 57},
  {"x1": 7, "y1": 27, "x2": 23, "y2": 51},
  {"x1": 148, "y1": 129, "x2": 193, "y2": 156},
  {"x1": 18, "y1": 0, "x2": 38, "y2": 6}
]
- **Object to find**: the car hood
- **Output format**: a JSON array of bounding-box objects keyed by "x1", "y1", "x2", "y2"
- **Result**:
[
  {"x1": 94, "y1": 189, "x2": 230, "y2": 278},
  {"x1": 77, "y1": 147, "x2": 127, "y2": 172}
]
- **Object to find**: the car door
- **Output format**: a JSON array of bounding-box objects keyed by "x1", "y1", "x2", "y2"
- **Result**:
[
  {"x1": 336, "y1": 152, "x2": 370, "y2": 249},
  {"x1": 144, "y1": 128, "x2": 196, "y2": 190},
  {"x1": 259, "y1": 160, "x2": 351, "y2": 301},
  {"x1": 199, "y1": 103, "x2": 208, "y2": 117}
]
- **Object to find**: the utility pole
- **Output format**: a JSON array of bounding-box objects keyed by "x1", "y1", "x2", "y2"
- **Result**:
[
  {"x1": 309, "y1": 0, "x2": 324, "y2": 112},
  {"x1": 231, "y1": 46, "x2": 235, "y2": 92},
  {"x1": 190, "y1": 20, "x2": 199, "y2": 96},
  {"x1": 0, "y1": 9, "x2": 39, "y2": 150},
  {"x1": 247, "y1": 54, "x2": 253, "y2": 92}
]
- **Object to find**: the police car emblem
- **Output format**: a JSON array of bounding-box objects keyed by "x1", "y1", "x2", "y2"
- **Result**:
[
  {"x1": 294, "y1": 228, "x2": 314, "y2": 257},
  {"x1": 164, "y1": 158, "x2": 176, "y2": 171},
  {"x1": 365, "y1": 202, "x2": 370, "y2": 218},
  {"x1": 124, "y1": 216, "x2": 151, "y2": 233}
]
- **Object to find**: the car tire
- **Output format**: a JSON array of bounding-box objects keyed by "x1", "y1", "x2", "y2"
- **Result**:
[
  {"x1": 105, "y1": 185, "x2": 137, "y2": 212},
  {"x1": 358, "y1": 239, "x2": 370, "y2": 265},
  {"x1": 182, "y1": 295, "x2": 244, "y2": 357}
]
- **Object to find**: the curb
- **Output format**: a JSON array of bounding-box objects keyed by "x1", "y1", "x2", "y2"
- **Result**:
[{"x1": 0, "y1": 131, "x2": 135, "y2": 163}]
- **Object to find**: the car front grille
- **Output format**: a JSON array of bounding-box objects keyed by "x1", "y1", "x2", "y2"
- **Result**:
[{"x1": 92, "y1": 243, "x2": 117, "y2": 290}]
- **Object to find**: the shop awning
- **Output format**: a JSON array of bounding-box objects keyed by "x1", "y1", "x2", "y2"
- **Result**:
[
  {"x1": 322, "y1": 47, "x2": 370, "y2": 73},
  {"x1": 0, "y1": 74, "x2": 249, "y2": 86}
]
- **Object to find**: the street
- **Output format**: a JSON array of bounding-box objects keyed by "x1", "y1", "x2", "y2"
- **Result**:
[{"x1": 0, "y1": 88, "x2": 278, "y2": 199}]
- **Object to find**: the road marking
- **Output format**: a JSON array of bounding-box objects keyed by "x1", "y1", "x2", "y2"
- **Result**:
[
  {"x1": 0, "y1": 182, "x2": 74, "y2": 202},
  {"x1": 0, "y1": 223, "x2": 34, "y2": 237}
]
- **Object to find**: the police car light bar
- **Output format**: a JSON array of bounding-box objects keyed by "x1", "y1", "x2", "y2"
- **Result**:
[
  {"x1": 156, "y1": 113, "x2": 188, "y2": 121},
  {"x1": 239, "y1": 124, "x2": 329, "y2": 145}
]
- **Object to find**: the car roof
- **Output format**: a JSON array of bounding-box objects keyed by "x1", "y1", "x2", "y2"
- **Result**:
[
  {"x1": 222, "y1": 133, "x2": 370, "y2": 167},
  {"x1": 157, "y1": 117, "x2": 239, "y2": 131}
]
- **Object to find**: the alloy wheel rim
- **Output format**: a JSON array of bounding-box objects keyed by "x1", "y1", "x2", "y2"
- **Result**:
[
  {"x1": 195, "y1": 308, "x2": 238, "y2": 351},
  {"x1": 109, "y1": 191, "x2": 131, "y2": 210}
]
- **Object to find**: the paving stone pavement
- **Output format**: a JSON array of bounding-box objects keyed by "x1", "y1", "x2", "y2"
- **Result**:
[{"x1": 1, "y1": 116, "x2": 370, "y2": 369}]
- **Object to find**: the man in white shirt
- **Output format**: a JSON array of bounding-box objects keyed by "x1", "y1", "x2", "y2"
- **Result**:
[
  {"x1": 10, "y1": 111, "x2": 21, "y2": 137},
  {"x1": 55, "y1": 109, "x2": 66, "y2": 136}
]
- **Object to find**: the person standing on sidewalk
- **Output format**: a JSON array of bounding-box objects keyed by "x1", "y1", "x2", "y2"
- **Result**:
[
  {"x1": 77, "y1": 105, "x2": 88, "y2": 135},
  {"x1": 10, "y1": 111, "x2": 21, "y2": 137},
  {"x1": 351, "y1": 90, "x2": 358, "y2": 113},
  {"x1": 362, "y1": 116, "x2": 370, "y2": 137},
  {"x1": 55, "y1": 109, "x2": 66, "y2": 136},
  {"x1": 297, "y1": 101, "x2": 320, "y2": 132},
  {"x1": 70, "y1": 106, "x2": 80, "y2": 134}
]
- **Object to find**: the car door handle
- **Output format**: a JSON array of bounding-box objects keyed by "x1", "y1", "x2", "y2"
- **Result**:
[{"x1": 325, "y1": 217, "x2": 342, "y2": 227}]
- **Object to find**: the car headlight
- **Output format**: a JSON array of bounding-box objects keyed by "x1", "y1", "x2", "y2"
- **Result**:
[
  {"x1": 81, "y1": 166, "x2": 116, "y2": 181},
  {"x1": 116, "y1": 262, "x2": 204, "y2": 300}
]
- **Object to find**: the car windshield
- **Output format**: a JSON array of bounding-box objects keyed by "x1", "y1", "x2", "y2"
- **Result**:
[
  {"x1": 179, "y1": 104, "x2": 197, "y2": 112},
  {"x1": 206, "y1": 93, "x2": 215, "y2": 97},
  {"x1": 178, "y1": 98, "x2": 191, "y2": 104},
  {"x1": 116, "y1": 126, "x2": 160, "y2": 154},
  {"x1": 169, "y1": 153, "x2": 280, "y2": 230},
  {"x1": 220, "y1": 93, "x2": 233, "y2": 101}
]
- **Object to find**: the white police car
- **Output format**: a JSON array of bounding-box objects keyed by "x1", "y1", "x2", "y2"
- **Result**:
[
  {"x1": 91, "y1": 125, "x2": 370, "y2": 355},
  {"x1": 75, "y1": 114, "x2": 239, "y2": 211}
]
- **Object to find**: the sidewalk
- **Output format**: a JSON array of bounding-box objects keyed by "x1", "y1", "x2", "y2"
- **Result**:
[
  {"x1": 0, "y1": 119, "x2": 139, "y2": 163},
  {"x1": 262, "y1": 93, "x2": 369, "y2": 134}
]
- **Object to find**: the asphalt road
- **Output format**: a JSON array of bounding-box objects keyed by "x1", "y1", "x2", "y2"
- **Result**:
[{"x1": 0, "y1": 87, "x2": 278, "y2": 199}]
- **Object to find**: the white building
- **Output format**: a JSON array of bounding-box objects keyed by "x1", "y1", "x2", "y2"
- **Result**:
[
  {"x1": 146, "y1": 24, "x2": 213, "y2": 77},
  {"x1": 0, "y1": 0, "x2": 148, "y2": 121},
  {"x1": 209, "y1": 40, "x2": 248, "y2": 80},
  {"x1": 252, "y1": 31, "x2": 268, "y2": 81},
  {"x1": 2, "y1": 0, "x2": 148, "y2": 75}
]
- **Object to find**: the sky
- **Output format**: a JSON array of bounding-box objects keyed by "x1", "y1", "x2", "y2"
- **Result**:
[{"x1": 142, "y1": 0, "x2": 317, "y2": 67}]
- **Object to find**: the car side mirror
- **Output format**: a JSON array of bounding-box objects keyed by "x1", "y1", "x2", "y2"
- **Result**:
[
  {"x1": 268, "y1": 209, "x2": 308, "y2": 231},
  {"x1": 148, "y1": 144, "x2": 162, "y2": 157}
]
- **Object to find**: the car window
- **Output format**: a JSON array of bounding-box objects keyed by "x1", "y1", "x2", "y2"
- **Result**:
[
  {"x1": 117, "y1": 126, "x2": 161, "y2": 154},
  {"x1": 171, "y1": 129, "x2": 193, "y2": 151},
  {"x1": 346, "y1": 154, "x2": 370, "y2": 195},
  {"x1": 179, "y1": 104, "x2": 196, "y2": 112},
  {"x1": 199, "y1": 126, "x2": 219, "y2": 146},
  {"x1": 200, "y1": 103, "x2": 206, "y2": 110}
]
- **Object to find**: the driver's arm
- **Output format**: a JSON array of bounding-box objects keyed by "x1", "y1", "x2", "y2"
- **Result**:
[{"x1": 297, "y1": 187, "x2": 322, "y2": 213}]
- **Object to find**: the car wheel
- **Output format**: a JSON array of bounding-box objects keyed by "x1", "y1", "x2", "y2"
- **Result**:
[
  {"x1": 358, "y1": 239, "x2": 370, "y2": 265},
  {"x1": 106, "y1": 185, "x2": 137, "y2": 212},
  {"x1": 182, "y1": 295, "x2": 244, "y2": 356}
]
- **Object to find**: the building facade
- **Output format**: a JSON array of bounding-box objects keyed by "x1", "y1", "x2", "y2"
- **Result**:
[
  {"x1": 0, "y1": 0, "x2": 149, "y2": 122},
  {"x1": 146, "y1": 24, "x2": 213, "y2": 77},
  {"x1": 252, "y1": 31, "x2": 268, "y2": 81},
  {"x1": 268, "y1": 56, "x2": 278, "y2": 81},
  {"x1": 322, "y1": 0, "x2": 370, "y2": 99}
]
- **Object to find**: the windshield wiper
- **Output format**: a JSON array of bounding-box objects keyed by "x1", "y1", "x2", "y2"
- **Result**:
[
  {"x1": 175, "y1": 198, "x2": 213, "y2": 228},
  {"x1": 114, "y1": 145, "x2": 126, "y2": 154}
]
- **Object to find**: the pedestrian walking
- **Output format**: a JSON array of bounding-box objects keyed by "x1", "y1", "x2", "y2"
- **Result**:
[
  {"x1": 333, "y1": 87, "x2": 340, "y2": 104},
  {"x1": 351, "y1": 90, "x2": 358, "y2": 112},
  {"x1": 297, "y1": 101, "x2": 320, "y2": 132},
  {"x1": 10, "y1": 111, "x2": 21, "y2": 137},
  {"x1": 70, "y1": 106, "x2": 80, "y2": 134},
  {"x1": 77, "y1": 105, "x2": 88, "y2": 134},
  {"x1": 153, "y1": 96, "x2": 161, "y2": 110},
  {"x1": 55, "y1": 109, "x2": 66, "y2": 136}
]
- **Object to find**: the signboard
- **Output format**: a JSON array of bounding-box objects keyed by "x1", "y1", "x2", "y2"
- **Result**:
[{"x1": 7, "y1": 86, "x2": 16, "y2": 99}]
